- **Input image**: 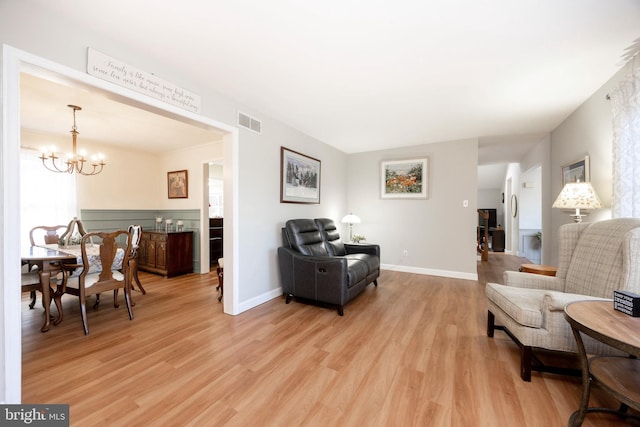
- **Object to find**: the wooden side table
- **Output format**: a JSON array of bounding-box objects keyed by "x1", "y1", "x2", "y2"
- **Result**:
[
  {"x1": 564, "y1": 300, "x2": 640, "y2": 426},
  {"x1": 520, "y1": 263, "x2": 557, "y2": 276}
]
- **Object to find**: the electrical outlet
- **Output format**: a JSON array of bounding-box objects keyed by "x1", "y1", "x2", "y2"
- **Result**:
[{"x1": 402, "y1": 249, "x2": 408, "y2": 257}]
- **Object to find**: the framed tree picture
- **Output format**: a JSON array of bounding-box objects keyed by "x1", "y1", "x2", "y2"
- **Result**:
[
  {"x1": 168, "y1": 170, "x2": 188, "y2": 199},
  {"x1": 381, "y1": 158, "x2": 428, "y2": 199},
  {"x1": 280, "y1": 147, "x2": 321, "y2": 204}
]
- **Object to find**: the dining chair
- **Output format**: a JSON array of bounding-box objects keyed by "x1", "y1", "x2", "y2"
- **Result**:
[
  {"x1": 127, "y1": 224, "x2": 145, "y2": 294},
  {"x1": 24, "y1": 224, "x2": 67, "y2": 308},
  {"x1": 29, "y1": 224, "x2": 68, "y2": 246},
  {"x1": 21, "y1": 264, "x2": 41, "y2": 309},
  {"x1": 58, "y1": 230, "x2": 134, "y2": 335},
  {"x1": 110, "y1": 225, "x2": 145, "y2": 306},
  {"x1": 59, "y1": 217, "x2": 88, "y2": 245},
  {"x1": 216, "y1": 257, "x2": 224, "y2": 302}
]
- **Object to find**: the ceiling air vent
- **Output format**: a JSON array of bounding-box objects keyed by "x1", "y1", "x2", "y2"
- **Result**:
[{"x1": 237, "y1": 111, "x2": 262, "y2": 134}]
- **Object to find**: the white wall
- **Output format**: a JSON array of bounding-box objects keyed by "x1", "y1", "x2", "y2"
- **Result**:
[
  {"x1": 504, "y1": 163, "x2": 521, "y2": 254},
  {"x1": 234, "y1": 115, "x2": 348, "y2": 304},
  {"x1": 478, "y1": 189, "x2": 502, "y2": 210},
  {"x1": 478, "y1": 189, "x2": 502, "y2": 227},
  {"x1": 158, "y1": 142, "x2": 224, "y2": 210},
  {"x1": 519, "y1": 166, "x2": 542, "y2": 230},
  {"x1": 1, "y1": 1, "x2": 348, "y2": 309},
  {"x1": 548, "y1": 62, "x2": 633, "y2": 263},
  {"x1": 21, "y1": 130, "x2": 165, "y2": 209},
  {"x1": 519, "y1": 136, "x2": 551, "y2": 264},
  {"x1": 0, "y1": 1, "x2": 350, "y2": 403},
  {"x1": 347, "y1": 138, "x2": 478, "y2": 279}
]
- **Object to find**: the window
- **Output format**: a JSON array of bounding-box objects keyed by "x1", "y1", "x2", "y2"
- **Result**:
[
  {"x1": 611, "y1": 67, "x2": 640, "y2": 218},
  {"x1": 20, "y1": 148, "x2": 77, "y2": 246}
]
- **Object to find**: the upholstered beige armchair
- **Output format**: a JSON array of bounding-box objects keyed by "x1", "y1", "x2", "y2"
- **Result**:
[{"x1": 486, "y1": 218, "x2": 640, "y2": 381}]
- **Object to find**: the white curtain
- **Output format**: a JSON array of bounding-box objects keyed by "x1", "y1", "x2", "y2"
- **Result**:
[
  {"x1": 20, "y1": 148, "x2": 77, "y2": 246},
  {"x1": 611, "y1": 66, "x2": 640, "y2": 218}
]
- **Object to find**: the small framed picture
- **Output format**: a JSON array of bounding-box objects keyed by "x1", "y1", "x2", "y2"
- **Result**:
[
  {"x1": 280, "y1": 147, "x2": 321, "y2": 204},
  {"x1": 561, "y1": 156, "x2": 590, "y2": 186},
  {"x1": 381, "y1": 158, "x2": 428, "y2": 199},
  {"x1": 168, "y1": 170, "x2": 188, "y2": 199}
]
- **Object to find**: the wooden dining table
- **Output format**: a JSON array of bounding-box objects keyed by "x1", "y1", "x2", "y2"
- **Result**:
[
  {"x1": 21, "y1": 244, "x2": 126, "y2": 332},
  {"x1": 21, "y1": 245, "x2": 76, "y2": 332}
]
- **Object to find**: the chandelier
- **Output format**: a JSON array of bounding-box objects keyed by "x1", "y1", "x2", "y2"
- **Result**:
[{"x1": 39, "y1": 104, "x2": 106, "y2": 176}]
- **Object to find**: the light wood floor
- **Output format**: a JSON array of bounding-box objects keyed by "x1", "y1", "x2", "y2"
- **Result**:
[{"x1": 21, "y1": 255, "x2": 638, "y2": 426}]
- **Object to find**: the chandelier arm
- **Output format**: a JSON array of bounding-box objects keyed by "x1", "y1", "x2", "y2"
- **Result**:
[
  {"x1": 39, "y1": 105, "x2": 105, "y2": 176},
  {"x1": 76, "y1": 161, "x2": 105, "y2": 176},
  {"x1": 40, "y1": 155, "x2": 73, "y2": 173}
]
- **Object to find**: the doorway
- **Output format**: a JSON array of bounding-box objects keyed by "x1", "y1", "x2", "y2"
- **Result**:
[
  {"x1": 1, "y1": 45, "x2": 238, "y2": 402},
  {"x1": 207, "y1": 162, "x2": 224, "y2": 271}
]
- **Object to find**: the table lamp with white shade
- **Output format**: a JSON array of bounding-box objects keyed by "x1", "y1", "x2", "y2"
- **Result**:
[
  {"x1": 341, "y1": 213, "x2": 361, "y2": 242},
  {"x1": 552, "y1": 181, "x2": 603, "y2": 223}
]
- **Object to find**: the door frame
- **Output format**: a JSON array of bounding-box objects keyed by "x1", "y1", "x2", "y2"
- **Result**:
[{"x1": 1, "y1": 44, "x2": 239, "y2": 402}]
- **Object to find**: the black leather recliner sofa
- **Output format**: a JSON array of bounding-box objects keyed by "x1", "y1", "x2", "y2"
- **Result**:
[{"x1": 278, "y1": 218, "x2": 380, "y2": 315}]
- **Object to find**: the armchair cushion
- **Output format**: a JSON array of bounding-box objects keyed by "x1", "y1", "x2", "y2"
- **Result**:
[
  {"x1": 486, "y1": 218, "x2": 640, "y2": 381},
  {"x1": 485, "y1": 285, "x2": 544, "y2": 328}
]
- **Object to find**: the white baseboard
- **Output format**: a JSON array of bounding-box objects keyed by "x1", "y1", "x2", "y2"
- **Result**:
[
  {"x1": 236, "y1": 265, "x2": 479, "y2": 314},
  {"x1": 237, "y1": 287, "x2": 283, "y2": 313},
  {"x1": 381, "y1": 264, "x2": 478, "y2": 281}
]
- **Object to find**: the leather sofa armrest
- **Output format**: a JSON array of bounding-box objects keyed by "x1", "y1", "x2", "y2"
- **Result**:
[
  {"x1": 344, "y1": 243, "x2": 380, "y2": 258},
  {"x1": 278, "y1": 247, "x2": 349, "y2": 304}
]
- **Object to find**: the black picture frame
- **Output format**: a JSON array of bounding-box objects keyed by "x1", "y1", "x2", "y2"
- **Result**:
[{"x1": 280, "y1": 147, "x2": 321, "y2": 204}]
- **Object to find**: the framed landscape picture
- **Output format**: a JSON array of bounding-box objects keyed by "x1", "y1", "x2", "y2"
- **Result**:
[
  {"x1": 168, "y1": 170, "x2": 188, "y2": 199},
  {"x1": 381, "y1": 158, "x2": 428, "y2": 199},
  {"x1": 561, "y1": 156, "x2": 590, "y2": 186},
  {"x1": 280, "y1": 147, "x2": 321, "y2": 204}
]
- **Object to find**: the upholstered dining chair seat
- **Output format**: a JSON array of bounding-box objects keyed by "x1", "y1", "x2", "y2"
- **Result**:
[{"x1": 65, "y1": 270, "x2": 125, "y2": 289}]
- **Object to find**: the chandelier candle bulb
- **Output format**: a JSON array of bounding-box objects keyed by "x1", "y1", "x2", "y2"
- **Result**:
[{"x1": 39, "y1": 105, "x2": 106, "y2": 176}]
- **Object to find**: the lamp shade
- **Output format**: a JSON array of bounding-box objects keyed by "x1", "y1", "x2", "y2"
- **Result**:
[
  {"x1": 552, "y1": 182, "x2": 603, "y2": 210},
  {"x1": 341, "y1": 213, "x2": 361, "y2": 224}
]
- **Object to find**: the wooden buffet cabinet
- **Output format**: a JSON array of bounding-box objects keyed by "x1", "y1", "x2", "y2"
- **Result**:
[{"x1": 138, "y1": 230, "x2": 193, "y2": 277}]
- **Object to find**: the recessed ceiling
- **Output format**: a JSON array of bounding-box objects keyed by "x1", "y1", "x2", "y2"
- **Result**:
[{"x1": 23, "y1": 0, "x2": 640, "y2": 155}]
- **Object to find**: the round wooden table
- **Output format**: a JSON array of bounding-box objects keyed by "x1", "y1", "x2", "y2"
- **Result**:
[
  {"x1": 520, "y1": 263, "x2": 557, "y2": 276},
  {"x1": 564, "y1": 300, "x2": 640, "y2": 426}
]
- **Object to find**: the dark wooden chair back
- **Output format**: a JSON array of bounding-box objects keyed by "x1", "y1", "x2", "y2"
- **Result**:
[
  {"x1": 60, "y1": 217, "x2": 88, "y2": 244},
  {"x1": 61, "y1": 229, "x2": 134, "y2": 334},
  {"x1": 29, "y1": 225, "x2": 67, "y2": 246}
]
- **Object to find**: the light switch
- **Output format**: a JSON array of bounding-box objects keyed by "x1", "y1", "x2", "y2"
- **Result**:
[{"x1": 463, "y1": 200, "x2": 469, "y2": 207}]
